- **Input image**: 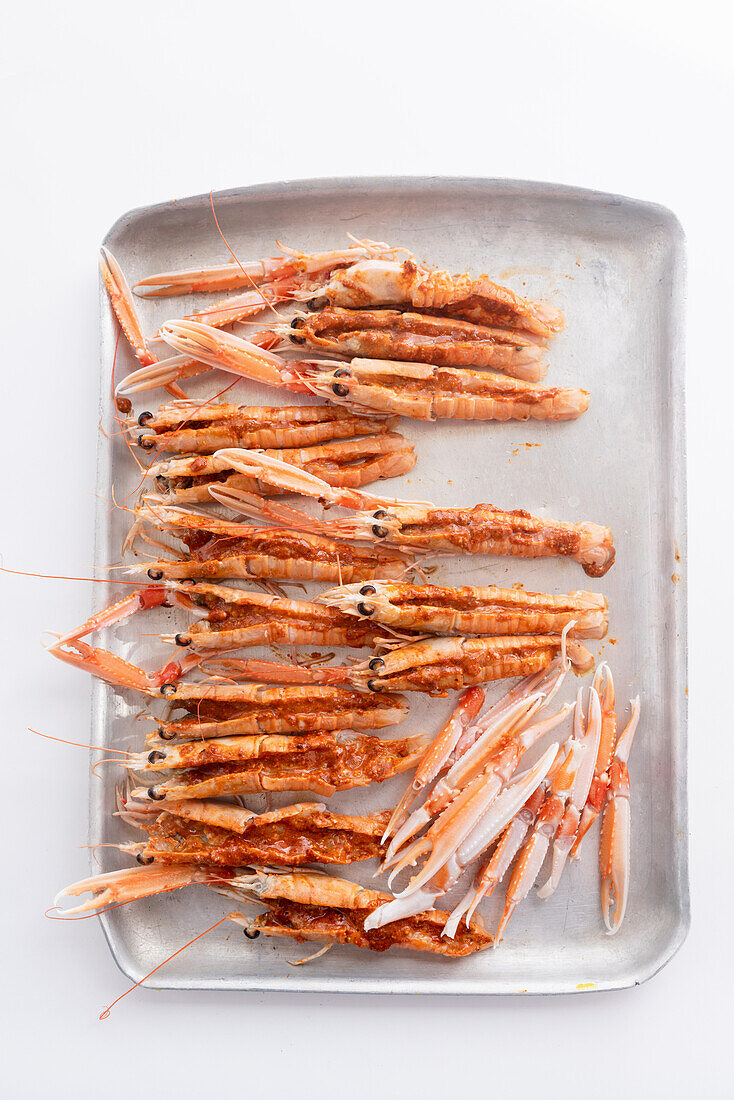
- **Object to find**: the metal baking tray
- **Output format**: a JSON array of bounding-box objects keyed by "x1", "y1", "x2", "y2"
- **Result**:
[{"x1": 92, "y1": 177, "x2": 688, "y2": 994}]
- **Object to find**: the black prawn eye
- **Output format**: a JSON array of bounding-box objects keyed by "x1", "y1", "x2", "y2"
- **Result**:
[
  {"x1": 368, "y1": 657, "x2": 385, "y2": 671},
  {"x1": 359, "y1": 585, "x2": 376, "y2": 596},
  {"x1": 357, "y1": 602, "x2": 374, "y2": 616}
]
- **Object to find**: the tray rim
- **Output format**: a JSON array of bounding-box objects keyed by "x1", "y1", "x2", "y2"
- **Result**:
[{"x1": 92, "y1": 175, "x2": 689, "y2": 996}]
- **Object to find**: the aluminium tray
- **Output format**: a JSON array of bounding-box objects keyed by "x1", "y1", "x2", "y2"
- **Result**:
[{"x1": 93, "y1": 177, "x2": 688, "y2": 994}]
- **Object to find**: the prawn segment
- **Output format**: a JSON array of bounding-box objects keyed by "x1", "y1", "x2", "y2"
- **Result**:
[
  {"x1": 600, "y1": 697, "x2": 641, "y2": 934},
  {"x1": 131, "y1": 730, "x2": 431, "y2": 802},
  {"x1": 317, "y1": 259, "x2": 565, "y2": 338},
  {"x1": 166, "y1": 582, "x2": 412, "y2": 652},
  {"x1": 224, "y1": 868, "x2": 492, "y2": 956},
  {"x1": 134, "y1": 402, "x2": 394, "y2": 455},
  {"x1": 136, "y1": 803, "x2": 391, "y2": 867},
  {"x1": 289, "y1": 306, "x2": 548, "y2": 381},
  {"x1": 319, "y1": 581, "x2": 608, "y2": 639},
  {"x1": 131, "y1": 500, "x2": 415, "y2": 584},
  {"x1": 147, "y1": 434, "x2": 415, "y2": 504},
  {"x1": 146, "y1": 682, "x2": 409, "y2": 740},
  {"x1": 294, "y1": 359, "x2": 589, "y2": 422},
  {"x1": 201, "y1": 450, "x2": 614, "y2": 576},
  {"x1": 133, "y1": 242, "x2": 403, "y2": 297},
  {"x1": 352, "y1": 635, "x2": 593, "y2": 695}
]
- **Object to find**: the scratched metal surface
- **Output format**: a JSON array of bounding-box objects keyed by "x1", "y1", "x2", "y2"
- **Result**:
[{"x1": 91, "y1": 178, "x2": 688, "y2": 994}]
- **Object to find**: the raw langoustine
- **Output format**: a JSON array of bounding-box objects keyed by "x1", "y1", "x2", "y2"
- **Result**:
[
  {"x1": 132, "y1": 402, "x2": 399, "y2": 454},
  {"x1": 129, "y1": 729, "x2": 431, "y2": 801},
  {"x1": 120, "y1": 798, "x2": 391, "y2": 868},
  {"x1": 56, "y1": 864, "x2": 493, "y2": 956},
  {"x1": 307, "y1": 258, "x2": 565, "y2": 338},
  {"x1": 146, "y1": 321, "x2": 588, "y2": 422},
  {"x1": 286, "y1": 307, "x2": 548, "y2": 381},
  {"x1": 203, "y1": 450, "x2": 615, "y2": 577},
  {"x1": 144, "y1": 433, "x2": 415, "y2": 502},
  {"x1": 318, "y1": 581, "x2": 608, "y2": 639}
]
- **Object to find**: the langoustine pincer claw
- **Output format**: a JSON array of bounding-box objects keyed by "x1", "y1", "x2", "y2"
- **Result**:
[{"x1": 600, "y1": 696, "x2": 641, "y2": 934}]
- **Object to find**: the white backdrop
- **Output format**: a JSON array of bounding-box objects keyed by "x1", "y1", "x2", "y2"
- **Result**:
[{"x1": 1, "y1": 2, "x2": 729, "y2": 1096}]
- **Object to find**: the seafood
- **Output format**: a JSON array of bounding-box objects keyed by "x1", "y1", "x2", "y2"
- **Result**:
[
  {"x1": 570, "y1": 663, "x2": 617, "y2": 858},
  {"x1": 57, "y1": 864, "x2": 492, "y2": 956},
  {"x1": 144, "y1": 682, "x2": 408, "y2": 740},
  {"x1": 152, "y1": 321, "x2": 588, "y2": 422},
  {"x1": 493, "y1": 736, "x2": 588, "y2": 942},
  {"x1": 382, "y1": 665, "x2": 567, "y2": 853},
  {"x1": 133, "y1": 402, "x2": 397, "y2": 454},
  {"x1": 188, "y1": 633, "x2": 593, "y2": 696},
  {"x1": 382, "y1": 690, "x2": 573, "y2": 872},
  {"x1": 102, "y1": 250, "x2": 277, "y2": 400},
  {"x1": 365, "y1": 743, "x2": 560, "y2": 931},
  {"x1": 536, "y1": 687, "x2": 602, "y2": 898},
  {"x1": 319, "y1": 581, "x2": 608, "y2": 639},
  {"x1": 123, "y1": 799, "x2": 391, "y2": 867},
  {"x1": 132, "y1": 241, "x2": 404, "y2": 297},
  {"x1": 127, "y1": 729, "x2": 431, "y2": 800},
  {"x1": 286, "y1": 307, "x2": 548, "y2": 381},
  {"x1": 600, "y1": 696, "x2": 640, "y2": 933},
  {"x1": 205, "y1": 450, "x2": 615, "y2": 576},
  {"x1": 307, "y1": 258, "x2": 565, "y2": 338},
  {"x1": 225, "y1": 869, "x2": 493, "y2": 955},
  {"x1": 292, "y1": 359, "x2": 589, "y2": 422},
  {"x1": 130, "y1": 500, "x2": 415, "y2": 584},
  {"x1": 145, "y1": 433, "x2": 415, "y2": 502}
]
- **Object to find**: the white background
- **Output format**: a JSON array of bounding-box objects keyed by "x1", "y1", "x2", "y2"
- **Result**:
[{"x1": 1, "y1": 1, "x2": 730, "y2": 1096}]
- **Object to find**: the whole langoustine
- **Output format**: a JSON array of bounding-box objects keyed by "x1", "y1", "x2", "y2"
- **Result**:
[
  {"x1": 147, "y1": 321, "x2": 588, "y2": 422},
  {"x1": 128, "y1": 729, "x2": 431, "y2": 801},
  {"x1": 285, "y1": 306, "x2": 548, "y2": 381},
  {"x1": 307, "y1": 257, "x2": 565, "y2": 338},
  {"x1": 145, "y1": 433, "x2": 415, "y2": 502},
  {"x1": 120, "y1": 798, "x2": 392, "y2": 868},
  {"x1": 202, "y1": 451, "x2": 615, "y2": 578},
  {"x1": 318, "y1": 581, "x2": 608, "y2": 639},
  {"x1": 132, "y1": 402, "x2": 398, "y2": 454}
]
